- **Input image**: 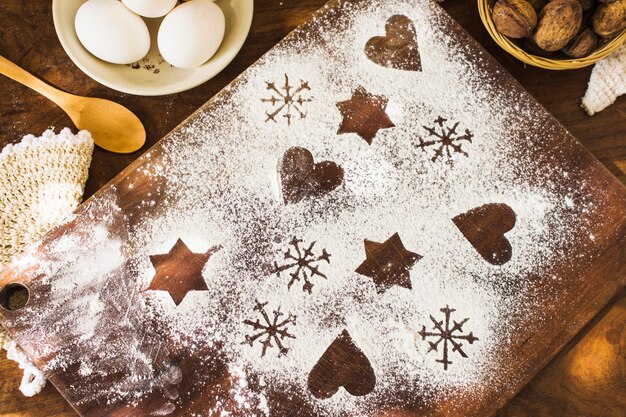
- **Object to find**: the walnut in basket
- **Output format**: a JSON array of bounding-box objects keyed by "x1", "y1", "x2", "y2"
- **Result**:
[
  {"x1": 493, "y1": 0, "x2": 538, "y2": 38},
  {"x1": 593, "y1": 0, "x2": 626, "y2": 37},
  {"x1": 489, "y1": 0, "x2": 625, "y2": 59},
  {"x1": 532, "y1": 0, "x2": 582, "y2": 51}
]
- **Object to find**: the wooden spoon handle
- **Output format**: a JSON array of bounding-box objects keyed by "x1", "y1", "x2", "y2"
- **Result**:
[{"x1": 0, "y1": 55, "x2": 70, "y2": 107}]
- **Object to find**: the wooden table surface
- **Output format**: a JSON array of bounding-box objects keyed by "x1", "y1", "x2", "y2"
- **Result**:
[{"x1": 0, "y1": 1, "x2": 623, "y2": 416}]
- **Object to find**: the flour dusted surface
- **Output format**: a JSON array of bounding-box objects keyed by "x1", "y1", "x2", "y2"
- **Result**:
[{"x1": 129, "y1": 0, "x2": 594, "y2": 413}]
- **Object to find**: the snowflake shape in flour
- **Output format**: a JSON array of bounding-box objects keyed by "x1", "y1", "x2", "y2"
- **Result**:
[
  {"x1": 415, "y1": 116, "x2": 473, "y2": 165},
  {"x1": 261, "y1": 74, "x2": 313, "y2": 125},
  {"x1": 243, "y1": 300, "x2": 297, "y2": 357},
  {"x1": 273, "y1": 237, "x2": 331, "y2": 293},
  {"x1": 418, "y1": 305, "x2": 479, "y2": 370}
]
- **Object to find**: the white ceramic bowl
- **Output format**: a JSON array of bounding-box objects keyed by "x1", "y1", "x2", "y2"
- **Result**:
[{"x1": 52, "y1": 0, "x2": 253, "y2": 96}]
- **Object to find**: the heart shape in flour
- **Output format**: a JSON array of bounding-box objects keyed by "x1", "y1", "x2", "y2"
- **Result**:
[
  {"x1": 279, "y1": 147, "x2": 344, "y2": 204},
  {"x1": 452, "y1": 203, "x2": 517, "y2": 266},
  {"x1": 307, "y1": 330, "x2": 376, "y2": 399},
  {"x1": 365, "y1": 15, "x2": 422, "y2": 72}
]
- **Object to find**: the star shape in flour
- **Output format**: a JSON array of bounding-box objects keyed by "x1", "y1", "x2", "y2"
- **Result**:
[
  {"x1": 146, "y1": 239, "x2": 220, "y2": 305},
  {"x1": 355, "y1": 233, "x2": 421, "y2": 293},
  {"x1": 336, "y1": 86, "x2": 395, "y2": 144}
]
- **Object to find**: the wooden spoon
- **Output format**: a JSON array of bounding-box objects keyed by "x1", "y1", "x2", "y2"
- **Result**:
[{"x1": 0, "y1": 55, "x2": 145, "y2": 154}]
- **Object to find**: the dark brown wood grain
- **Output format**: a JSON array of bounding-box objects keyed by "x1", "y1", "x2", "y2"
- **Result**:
[
  {"x1": 452, "y1": 203, "x2": 517, "y2": 266},
  {"x1": 364, "y1": 14, "x2": 422, "y2": 72},
  {"x1": 280, "y1": 147, "x2": 345, "y2": 204},
  {"x1": 0, "y1": 1, "x2": 624, "y2": 417},
  {"x1": 307, "y1": 329, "x2": 377, "y2": 399}
]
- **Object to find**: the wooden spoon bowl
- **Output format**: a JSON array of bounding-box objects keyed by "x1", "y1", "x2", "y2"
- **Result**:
[{"x1": 0, "y1": 55, "x2": 145, "y2": 154}]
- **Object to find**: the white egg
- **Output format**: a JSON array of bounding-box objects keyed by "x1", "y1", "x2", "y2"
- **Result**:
[
  {"x1": 75, "y1": 0, "x2": 150, "y2": 65},
  {"x1": 158, "y1": 0, "x2": 226, "y2": 68},
  {"x1": 121, "y1": 0, "x2": 177, "y2": 18}
]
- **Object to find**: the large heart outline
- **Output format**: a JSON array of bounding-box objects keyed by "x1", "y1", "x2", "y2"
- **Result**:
[
  {"x1": 452, "y1": 203, "x2": 517, "y2": 266},
  {"x1": 365, "y1": 15, "x2": 422, "y2": 72},
  {"x1": 307, "y1": 329, "x2": 376, "y2": 399},
  {"x1": 279, "y1": 147, "x2": 344, "y2": 204}
]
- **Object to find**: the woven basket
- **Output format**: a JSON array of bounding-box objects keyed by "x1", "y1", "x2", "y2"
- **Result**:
[{"x1": 478, "y1": 0, "x2": 626, "y2": 70}]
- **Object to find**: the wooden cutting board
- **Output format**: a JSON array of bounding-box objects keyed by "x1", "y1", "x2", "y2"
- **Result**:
[{"x1": 1, "y1": 0, "x2": 625, "y2": 416}]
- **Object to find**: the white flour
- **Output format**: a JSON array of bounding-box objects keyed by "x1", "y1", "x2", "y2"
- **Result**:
[{"x1": 125, "y1": 0, "x2": 596, "y2": 413}]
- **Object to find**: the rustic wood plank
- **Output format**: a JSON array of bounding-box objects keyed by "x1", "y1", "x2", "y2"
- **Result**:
[
  {"x1": 0, "y1": 1, "x2": 624, "y2": 416},
  {"x1": 497, "y1": 289, "x2": 626, "y2": 417}
]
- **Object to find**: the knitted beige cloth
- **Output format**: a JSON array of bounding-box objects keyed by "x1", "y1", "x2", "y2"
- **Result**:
[
  {"x1": 0, "y1": 128, "x2": 94, "y2": 396},
  {"x1": 582, "y1": 42, "x2": 626, "y2": 116}
]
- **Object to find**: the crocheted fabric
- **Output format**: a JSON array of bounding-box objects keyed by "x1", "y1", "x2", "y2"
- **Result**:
[
  {"x1": 0, "y1": 334, "x2": 47, "y2": 397},
  {"x1": 0, "y1": 128, "x2": 94, "y2": 396},
  {"x1": 582, "y1": 42, "x2": 626, "y2": 116}
]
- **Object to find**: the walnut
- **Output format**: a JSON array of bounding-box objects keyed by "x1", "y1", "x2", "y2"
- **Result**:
[
  {"x1": 493, "y1": 0, "x2": 538, "y2": 38},
  {"x1": 593, "y1": 0, "x2": 626, "y2": 37},
  {"x1": 532, "y1": 0, "x2": 583, "y2": 51},
  {"x1": 562, "y1": 28, "x2": 599, "y2": 57}
]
